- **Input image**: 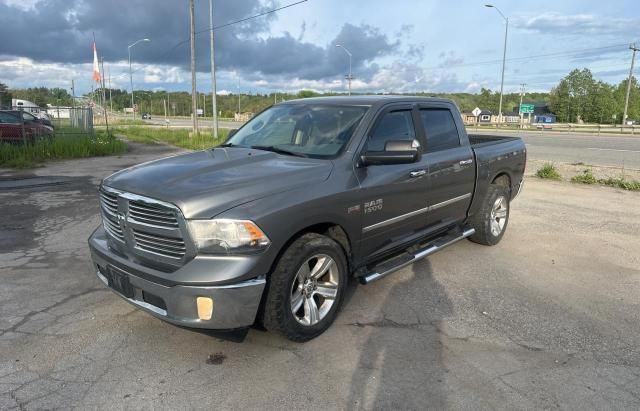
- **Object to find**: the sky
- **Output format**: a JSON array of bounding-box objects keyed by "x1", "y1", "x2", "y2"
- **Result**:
[{"x1": 1, "y1": 0, "x2": 639, "y2": 96}]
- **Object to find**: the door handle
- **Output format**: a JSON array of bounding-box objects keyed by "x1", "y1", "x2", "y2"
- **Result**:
[
  {"x1": 410, "y1": 170, "x2": 427, "y2": 178},
  {"x1": 459, "y1": 159, "x2": 473, "y2": 165}
]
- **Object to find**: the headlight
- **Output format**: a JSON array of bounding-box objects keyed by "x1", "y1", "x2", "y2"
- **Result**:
[{"x1": 187, "y1": 219, "x2": 270, "y2": 255}]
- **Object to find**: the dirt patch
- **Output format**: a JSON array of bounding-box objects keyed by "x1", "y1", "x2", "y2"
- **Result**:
[{"x1": 526, "y1": 159, "x2": 640, "y2": 182}]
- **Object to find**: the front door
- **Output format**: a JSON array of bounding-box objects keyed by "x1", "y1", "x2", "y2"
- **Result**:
[{"x1": 355, "y1": 105, "x2": 430, "y2": 259}]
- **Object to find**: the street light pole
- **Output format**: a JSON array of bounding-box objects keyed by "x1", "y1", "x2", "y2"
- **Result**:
[
  {"x1": 335, "y1": 44, "x2": 352, "y2": 95},
  {"x1": 128, "y1": 38, "x2": 150, "y2": 120},
  {"x1": 485, "y1": 4, "x2": 508, "y2": 126}
]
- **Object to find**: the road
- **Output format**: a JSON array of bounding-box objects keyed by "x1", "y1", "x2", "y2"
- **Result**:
[
  {"x1": 1, "y1": 143, "x2": 639, "y2": 409},
  {"x1": 129, "y1": 118, "x2": 640, "y2": 169},
  {"x1": 472, "y1": 129, "x2": 640, "y2": 169},
  {"x1": 143, "y1": 117, "x2": 243, "y2": 130}
]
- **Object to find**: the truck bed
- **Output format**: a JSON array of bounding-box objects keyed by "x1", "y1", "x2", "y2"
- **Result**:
[{"x1": 468, "y1": 134, "x2": 521, "y2": 147}]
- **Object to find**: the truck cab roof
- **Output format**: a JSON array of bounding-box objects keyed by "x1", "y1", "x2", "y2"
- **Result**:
[{"x1": 281, "y1": 95, "x2": 456, "y2": 107}]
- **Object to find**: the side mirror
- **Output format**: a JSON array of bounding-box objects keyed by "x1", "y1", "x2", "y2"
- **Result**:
[
  {"x1": 227, "y1": 129, "x2": 238, "y2": 138},
  {"x1": 360, "y1": 139, "x2": 420, "y2": 166}
]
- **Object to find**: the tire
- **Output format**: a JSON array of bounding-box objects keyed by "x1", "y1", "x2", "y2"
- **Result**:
[
  {"x1": 262, "y1": 233, "x2": 348, "y2": 342},
  {"x1": 468, "y1": 184, "x2": 510, "y2": 246}
]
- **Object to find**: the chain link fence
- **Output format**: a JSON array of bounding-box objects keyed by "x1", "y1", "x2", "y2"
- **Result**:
[{"x1": 1, "y1": 106, "x2": 95, "y2": 143}]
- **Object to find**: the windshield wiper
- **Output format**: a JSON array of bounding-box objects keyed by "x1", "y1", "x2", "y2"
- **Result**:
[
  {"x1": 250, "y1": 145, "x2": 308, "y2": 158},
  {"x1": 217, "y1": 143, "x2": 236, "y2": 147}
]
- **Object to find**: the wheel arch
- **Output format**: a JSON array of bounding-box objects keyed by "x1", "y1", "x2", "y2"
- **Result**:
[
  {"x1": 491, "y1": 172, "x2": 513, "y2": 198},
  {"x1": 271, "y1": 223, "x2": 353, "y2": 273}
]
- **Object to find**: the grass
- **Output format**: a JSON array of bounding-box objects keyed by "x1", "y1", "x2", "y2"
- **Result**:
[
  {"x1": 536, "y1": 163, "x2": 562, "y2": 180},
  {"x1": 570, "y1": 169, "x2": 640, "y2": 191},
  {"x1": 598, "y1": 177, "x2": 640, "y2": 191},
  {"x1": 115, "y1": 126, "x2": 229, "y2": 150},
  {"x1": 571, "y1": 169, "x2": 597, "y2": 184},
  {"x1": 0, "y1": 130, "x2": 127, "y2": 169},
  {"x1": 108, "y1": 119, "x2": 147, "y2": 126}
]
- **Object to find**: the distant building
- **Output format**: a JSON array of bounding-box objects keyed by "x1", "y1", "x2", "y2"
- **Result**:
[
  {"x1": 478, "y1": 110, "x2": 493, "y2": 123},
  {"x1": 502, "y1": 112, "x2": 520, "y2": 124},
  {"x1": 234, "y1": 112, "x2": 253, "y2": 122},
  {"x1": 534, "y1": 114, "x2": 556, "y2": 124},
  {"x1": 461, "y1": 112, "x2": 477, "y2": 124}
]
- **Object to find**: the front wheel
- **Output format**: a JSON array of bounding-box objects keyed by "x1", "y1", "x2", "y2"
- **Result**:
[
  {"x1": 468, "y1": 184, "x2": 510, "y2": 246},
  {"x1": 262, "y1": 233, "x2": 347, "y2": 342}
]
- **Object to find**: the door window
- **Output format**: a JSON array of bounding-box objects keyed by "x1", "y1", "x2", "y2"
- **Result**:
[
  {"x1": 420, "y1": 109, "x2": 461, "y2": 152},
  {"x1": 367, "y1": 110, "x2": 415, "y2": 152},
  {"x1": 0, "y1": 112, "x2": 19, "y2": 123}
]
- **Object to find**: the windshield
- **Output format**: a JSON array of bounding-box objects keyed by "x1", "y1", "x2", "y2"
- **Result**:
[{"x1": 226, "y1": 104, "x2": 369, "y2": 158}]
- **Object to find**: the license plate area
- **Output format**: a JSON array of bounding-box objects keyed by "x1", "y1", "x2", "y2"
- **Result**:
[{"x1": 106, "y1": 265, "x2": 135, "y2": 298}]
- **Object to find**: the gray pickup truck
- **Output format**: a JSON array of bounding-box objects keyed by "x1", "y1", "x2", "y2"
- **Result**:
[{"x1": 89, "y1": 96, "x2": 525, "y2": 341}]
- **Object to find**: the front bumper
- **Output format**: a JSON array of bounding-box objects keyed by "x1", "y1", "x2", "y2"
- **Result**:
[{"x1": 89, "y1": 226, "x2": 266, "y2": 330}]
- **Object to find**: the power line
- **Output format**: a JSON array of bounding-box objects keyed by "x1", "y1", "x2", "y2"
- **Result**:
[
  {"x1": 116, "y1": 0, "x2": 308, "y2": 80},
  {"x1": 415, "y1": 43, "x2": 631, "y2": 72}
]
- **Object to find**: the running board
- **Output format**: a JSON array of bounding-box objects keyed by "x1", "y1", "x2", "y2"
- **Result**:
[{"x1": 359, "y1": 227, "x2": 475, "y2": 285}]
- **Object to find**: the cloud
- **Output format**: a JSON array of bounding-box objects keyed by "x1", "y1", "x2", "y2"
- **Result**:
[
  {"x1": 514, "y1": 13, "x2": 639, "y2": 37},
  {"x1": 0, "y1": 0, "x2": 399, "y2": 84}
]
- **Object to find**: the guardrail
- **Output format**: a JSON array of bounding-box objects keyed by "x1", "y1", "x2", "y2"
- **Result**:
[{"x1": 465, "y1": 122, "x2": 638, "y2": 135}]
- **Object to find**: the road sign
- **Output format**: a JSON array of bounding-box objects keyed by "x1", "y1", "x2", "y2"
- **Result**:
[
  {"x1": 472, "y1": 107, "x2": 482, "y2": 117},
  {"x1": 519, "y1": 103, "x2": 534, "y2": 114}
]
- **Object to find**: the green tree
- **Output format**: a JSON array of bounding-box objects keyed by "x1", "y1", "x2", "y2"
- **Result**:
[
  {"x1": 549, "y1": 68, "x2": 597, "y2": 123},
  {"x1": 613, "y1": 76, "x2": 640, "y2": 123},
  {"x1": 0, "y1": 82, "x2": 12, "y2": 107},
  {"x1": 589, "y1": 81, "x2": 616, "y2": 124}
]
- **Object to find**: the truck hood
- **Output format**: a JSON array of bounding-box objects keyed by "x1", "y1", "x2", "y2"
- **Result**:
[{"x1": 103, "y1": 147, "x2": 333, "y2": 219}]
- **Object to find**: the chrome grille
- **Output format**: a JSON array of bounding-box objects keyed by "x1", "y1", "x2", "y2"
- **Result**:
[
  {"x1": 128, "y1": 200, "x2": 179, "y2": 228},
  {"x1": 100, "y1": 190, "x2": 118, "y2": 216},
  {"x1": 98, "y1": 187, "x2": 188, "y2": 264},
  {"x1": 102, "y1": 213, "x2": 124, "y2": 242},
  {"x1": 133, "y1": 229, "x2": 186, "y2": 259}
]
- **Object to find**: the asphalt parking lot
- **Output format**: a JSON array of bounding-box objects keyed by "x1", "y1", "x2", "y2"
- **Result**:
[{"x1": 1, "y1": 143, "x2": 639, "y2": 409}]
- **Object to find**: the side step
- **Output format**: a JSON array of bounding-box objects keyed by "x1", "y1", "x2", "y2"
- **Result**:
[{"x1": 358, "y1": 227, "x2": 475, "y2": 285}]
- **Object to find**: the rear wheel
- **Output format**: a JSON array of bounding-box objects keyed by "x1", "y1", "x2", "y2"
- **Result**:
[
  {"x1": 262, "y1": 233, "x2": 347, "y2": 342},
  {"x1": 468, "y1": 184, "x2": 510, "y2": 246}
]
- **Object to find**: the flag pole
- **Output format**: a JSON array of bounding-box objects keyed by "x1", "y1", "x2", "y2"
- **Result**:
[{"x1": 100, "y1": 55, "x2": 109, "y2": 134}]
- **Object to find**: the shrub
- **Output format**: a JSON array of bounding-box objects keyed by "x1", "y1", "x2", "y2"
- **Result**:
[
  {"x1": 571, "y1": 169, "x2": 597, "y2": 184},
  {"x1": 598, "y1": 177, "x2": 640, "y2": 191},
  {"x1": 536, "y1": 163, "x2": 561, "y2": 180}
]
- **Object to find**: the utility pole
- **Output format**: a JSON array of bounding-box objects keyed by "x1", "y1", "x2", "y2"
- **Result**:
[
  {"x1": 108, "y1": 69, "x2": 113, "y2": 114},
  {"x1": 100, "y1": 56, "x2": 109, "y2": 133},
  {"x1": 519, "y1": 83, "x2": 526, "y2": 128},
  {"x1": 237, "y1": 77, "x2": 241, "y2": 115},
  {"x1": 71, "y1": 79, "x2": 75, "y2": 109},
  {"x1": 209, "y1": 0, "x2": 218, "y2": 139},
  {"x1": 189, "y1": 0, "x2": 198, "y2": 134},
  {"x1": 623, "y1": 43, "x2": 639, "y2": 126}
]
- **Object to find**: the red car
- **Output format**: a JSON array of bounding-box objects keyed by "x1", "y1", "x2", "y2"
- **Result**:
[{"x1": 0, "y1": 111, "x2": 53, "y2": 143}]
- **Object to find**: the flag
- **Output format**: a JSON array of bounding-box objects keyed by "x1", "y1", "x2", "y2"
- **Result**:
[{"x1": 92, "y1": 41, "x2": 101, "y2": 83}]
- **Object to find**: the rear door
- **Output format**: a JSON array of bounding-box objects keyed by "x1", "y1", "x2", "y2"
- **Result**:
[
  {"x1": 354, "y1": 104, "x2": 430, "y2": 259},
  {"x1": 418, "y1": 104, "x2": 475, "y2": 228}
]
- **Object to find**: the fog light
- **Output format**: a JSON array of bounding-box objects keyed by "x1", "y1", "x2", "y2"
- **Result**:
[{"x1": 196, "y1": 297, "x2": 213, "y2": 320}]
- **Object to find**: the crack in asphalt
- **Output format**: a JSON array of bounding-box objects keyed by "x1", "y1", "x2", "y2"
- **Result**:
[{"x1": 0, "y1": 288, "x2": 108, "y2": 337}]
